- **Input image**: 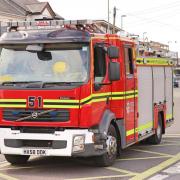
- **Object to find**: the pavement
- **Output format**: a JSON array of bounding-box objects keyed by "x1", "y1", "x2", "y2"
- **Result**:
[{"x1": 0, "y1": 88, "x2": 179, "y2": 180}]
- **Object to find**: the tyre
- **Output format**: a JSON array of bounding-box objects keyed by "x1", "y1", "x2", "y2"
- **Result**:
[
  {"x1": 4, "y1": 155, "x2": 30, "y2": 165},
  {"x1": 95, "y1": 124, "x2": 118, "y2": 167},
  {"x1": 147, "y1": 114, "x2": 163, "y2": 144}
]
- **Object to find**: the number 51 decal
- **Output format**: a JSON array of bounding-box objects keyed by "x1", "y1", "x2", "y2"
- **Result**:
[{"x1": 28, "y1": 96, "x2": 43, "y2": 108}]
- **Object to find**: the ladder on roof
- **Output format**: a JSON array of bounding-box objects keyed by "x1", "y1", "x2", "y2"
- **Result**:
[{"x1": 0, "y1": 19, "x2": 105, "y2": 34}]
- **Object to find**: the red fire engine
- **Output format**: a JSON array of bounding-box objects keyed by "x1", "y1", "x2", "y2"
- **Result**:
[{"x1": 0, "y1": 20, "x2": 174, "y2": 166}]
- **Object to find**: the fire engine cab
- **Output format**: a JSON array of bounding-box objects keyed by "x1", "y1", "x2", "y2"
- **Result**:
[{"x1": 0, "y1": 20, "x2": 174, "y2": 166}]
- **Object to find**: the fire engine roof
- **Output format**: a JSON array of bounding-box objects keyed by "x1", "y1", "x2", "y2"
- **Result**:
[
  {"x1": 0, "y1": 29, "x2": 92, "y2": 44},
  {"x1": 0, "y1": 31, "x2": 135, "y2": 45}
]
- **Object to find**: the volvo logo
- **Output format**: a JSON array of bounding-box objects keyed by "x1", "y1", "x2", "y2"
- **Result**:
[{"x1": 31, "y1": 112, "x2": 38, "y2": 119}]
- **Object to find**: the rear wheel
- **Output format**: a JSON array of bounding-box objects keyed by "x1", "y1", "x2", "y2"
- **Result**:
[
  {"x1": 4, "y1": 155, "x2": 30, "y2": 165},
  {"x1": 95, "y1": 124, "x2": 118, "y2": 167},
  {"x1": 147, "y1": 114, "x2": 163, "y2": 144}
]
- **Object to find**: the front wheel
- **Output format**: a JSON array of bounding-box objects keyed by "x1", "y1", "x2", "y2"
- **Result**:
[
  {"x1": 95, "y1": 124, "x2": 118, "y2": 167},
  {"x1": 147, "y1": 114, "x2": 163, "y2": 144},
  {"x1": 4, "y1": 155, "x2": 30, "y2": 165}
]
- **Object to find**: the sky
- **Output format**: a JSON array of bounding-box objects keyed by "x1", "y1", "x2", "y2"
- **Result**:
[{"x1": 40, "y1": 0, "x2": 180, "y2": 54}]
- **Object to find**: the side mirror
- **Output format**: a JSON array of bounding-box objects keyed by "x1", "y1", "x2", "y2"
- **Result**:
[
  {"x1": 107, "y1": 46, "x2": 119, "y2": 59},
  {"x1": 109, "y1": 61, "x2": 120, "y2": 81}
]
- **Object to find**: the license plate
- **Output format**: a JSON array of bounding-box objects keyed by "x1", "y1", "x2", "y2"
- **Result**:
[{"x1": 23, "y1": 149, "x2": 47, "y2": 156}]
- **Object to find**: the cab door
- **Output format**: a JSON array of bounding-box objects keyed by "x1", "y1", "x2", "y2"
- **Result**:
[
  {"x1": 124, "y1": 45, "x2": 136, "y2": 144},
  {"x1": 91, "y1": 43, "x2": 112, "y2": 125}
]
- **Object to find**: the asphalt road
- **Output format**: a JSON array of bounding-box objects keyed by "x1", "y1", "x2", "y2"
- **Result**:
[{"x1": 0, "y1": 89, "x2": 179, "y2": 180}]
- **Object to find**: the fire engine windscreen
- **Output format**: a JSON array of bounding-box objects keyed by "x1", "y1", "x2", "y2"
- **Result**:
[{"x1": 0, "y1": 44, "x2": 89, "y2": 83}]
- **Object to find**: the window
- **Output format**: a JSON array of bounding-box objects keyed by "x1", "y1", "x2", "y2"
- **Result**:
[
  {"x1": 0, "y1": 44, "x2": 90, "y2": 83},
  {"x1": 94, "y1": 46, "x2": 106, "y2": 83},
  {"x1": 124, "y1": 47, "x2": 134, "y2": 75}
]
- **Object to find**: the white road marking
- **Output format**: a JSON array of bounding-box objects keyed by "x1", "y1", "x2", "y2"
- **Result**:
[
  {"x1": 148, "y1": 174, "x2": 169, "y2": 180},
  {"x1": 163, "y1": 161, "x2": 180, "y2": 174}
]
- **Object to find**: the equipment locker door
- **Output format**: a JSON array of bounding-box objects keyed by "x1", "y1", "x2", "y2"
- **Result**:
[{"x1": 124, "y1": 46, "x2": 136, "y2": 144}]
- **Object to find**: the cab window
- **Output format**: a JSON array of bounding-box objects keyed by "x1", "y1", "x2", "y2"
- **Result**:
[
  {"x1": 94, "y1": 46, "x2": 106, "y2": 83},
  {"x1": 124, "y1": 47, "x2": 134, "y2": 75}
]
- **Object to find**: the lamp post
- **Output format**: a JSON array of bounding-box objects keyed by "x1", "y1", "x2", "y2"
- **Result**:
[
  {"x1": 143, "y1": 32, "x2": 147, "y2": 42},
  {"x1": 142, "y1": 32, "x2": 147, "y2": 56},
  {"x1": 108, "y1": 0, "x2": 110, "y2": 33},
  {"x1": 121, "y1": 15, "x2": 126, "y2": 30},
  {"x1": 113, "y1": 6, "x2": 117, "y2": 34}
]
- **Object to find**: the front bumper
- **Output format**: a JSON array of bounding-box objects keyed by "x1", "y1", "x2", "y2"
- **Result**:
[{"x1": 0, "y1": 128, "x2": 106, "y2": 157}]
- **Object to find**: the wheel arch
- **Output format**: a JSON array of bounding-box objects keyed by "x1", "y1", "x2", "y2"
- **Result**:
[{"x1": 97, "y1": 110, "x2": 125, "y2": 150}]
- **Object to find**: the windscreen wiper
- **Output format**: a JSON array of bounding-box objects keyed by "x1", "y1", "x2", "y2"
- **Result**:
[
  {"x1": 42, "y1": 82, "x2": 84, "y2": 88},
  {"x1": 1, "y1": 81, "x2": 42, "y2": 86}
]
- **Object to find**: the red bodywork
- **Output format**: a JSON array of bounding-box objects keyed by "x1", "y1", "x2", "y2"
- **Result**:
[{"x1": 0, "y1": 34, "x2": 138, "y2": 145}]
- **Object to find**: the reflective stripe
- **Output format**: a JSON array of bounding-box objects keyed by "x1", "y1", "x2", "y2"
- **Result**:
[
  {"x1": 43, "y1": 90, "x2": 139, "y2": 108},
  {"x1": 91, "y1": 98, "x2": 107, "y2": 103},
  {"x1": 111, "y1": 92, "x2": 125, "y2": 95},
  {"x1": 0, "y1": 99, "x2": 26, "y2": 102},
  {"x1": 0, "y1": 91, "x2": 138, "y2": 109},
  {"x1": 126, "y1": 129, "x2": 135, "y2": 136},
  {"x1": 166, "y1": 114, "x2": 173, "y2": 120},
  {"x1": 92, "y1": 92, "x2": 111, "y2": 97},
  {"x1": 43, "y1": 105, "x2": 79, "y2": 109},
  {"x1": 44, "y1": 99, "x2": 79, "y2": 103},
  {"x1": 126, "y1": 121, "x2": 153, "y2": 137},
  {"x1": 80, "y1": 95, "x2": 92, "y2": 104},
  {"x1": 111, "y1": 96, "x2": 124, "y2": 100},
  {"x1": 138, "y1": 121, "x2": 153, "y2": 132},
  {"x1": 136, "y1": 57, "x2": 173, "y2": 66},
  {"x1": 0, "y1": 104, "x2": 26, "y2": 108},
  {"x1": 0, "y1": 99, "x2": 26, "y2": 108}
]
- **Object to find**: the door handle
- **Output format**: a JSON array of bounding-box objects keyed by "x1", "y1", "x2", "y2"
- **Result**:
[{"x1": 106, "y1": 96, "x2": 110, "y2": 105}]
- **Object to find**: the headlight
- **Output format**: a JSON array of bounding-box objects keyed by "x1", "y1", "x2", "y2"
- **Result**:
[
  {"x1": 73, "y1": 136, "x2": 85, "y2": 146},
  {"x1": 72, "y1": 135, "x2": 85, "y2": 153}
]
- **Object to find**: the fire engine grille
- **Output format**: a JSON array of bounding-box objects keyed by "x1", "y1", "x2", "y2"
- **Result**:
[
  {"x1": 4, "y1": 139, "x2": 67, "y2": 149},
  {"x1": 3, "y1": 109, "x2": 70, "y2": 122}
]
